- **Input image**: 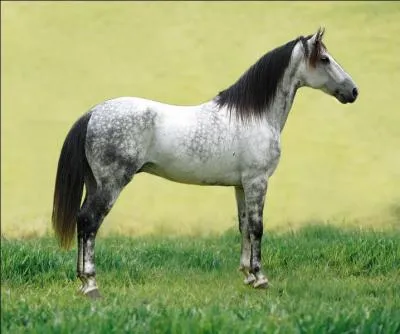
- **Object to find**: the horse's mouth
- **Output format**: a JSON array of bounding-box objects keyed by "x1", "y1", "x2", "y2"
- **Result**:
[{"x1": 334, "y1": 92, "x2": 352, "y2": 104}]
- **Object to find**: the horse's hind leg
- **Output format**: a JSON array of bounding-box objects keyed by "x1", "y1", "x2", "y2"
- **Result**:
[{"x1": 76, "y1": 180, "x2": 123, "y2": 298}]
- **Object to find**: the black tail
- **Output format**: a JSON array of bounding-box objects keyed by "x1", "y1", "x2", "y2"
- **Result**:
[{"x1": 52, "y1": 112, "x2": 92, "y2": 249}]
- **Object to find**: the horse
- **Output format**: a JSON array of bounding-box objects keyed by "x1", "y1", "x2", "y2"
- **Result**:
[{"x1": 52, "y1": 28, "x2": 358, "y2": 298}]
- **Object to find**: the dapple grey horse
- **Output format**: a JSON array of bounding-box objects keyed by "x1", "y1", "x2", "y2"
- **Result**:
[{"x1": 52, "y1": 28, "x2": 358, "y2": 298}]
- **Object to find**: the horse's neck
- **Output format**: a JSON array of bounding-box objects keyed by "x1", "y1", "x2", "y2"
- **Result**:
[{"x1": 265, "y1": 64, "x2": 301, "y2": 133}]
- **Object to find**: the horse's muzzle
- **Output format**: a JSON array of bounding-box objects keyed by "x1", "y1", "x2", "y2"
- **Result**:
[{"x1": 335, "y1": 86, "x2": 358, "y2": 104}]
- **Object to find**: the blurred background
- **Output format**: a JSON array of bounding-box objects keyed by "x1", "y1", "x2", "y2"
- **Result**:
[{"x1": 1, "y1": 1, "x2": 399, "y2": 239}]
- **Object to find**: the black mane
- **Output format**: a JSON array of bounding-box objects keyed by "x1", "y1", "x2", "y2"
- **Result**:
[{"x1": 215, "y1": 36, "x2": 307, "y2": 122}]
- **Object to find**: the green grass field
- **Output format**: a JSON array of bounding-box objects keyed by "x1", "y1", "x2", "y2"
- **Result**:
[
  {"x1": 2, "y1": 2, "x2": 400, "y2": 333},
  {"x1": 2, "y1": 226, "x2": 400, "y2": 333}
]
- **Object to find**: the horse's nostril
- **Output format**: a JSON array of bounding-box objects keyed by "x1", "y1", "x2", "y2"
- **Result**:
[{"x1": 352, "y1": 87, "x2": 358, "y2": 99}]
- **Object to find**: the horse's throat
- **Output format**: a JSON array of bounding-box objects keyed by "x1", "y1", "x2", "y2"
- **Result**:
[{"x1": 266, "y1": 85, "x2": 299, "y2": 132}]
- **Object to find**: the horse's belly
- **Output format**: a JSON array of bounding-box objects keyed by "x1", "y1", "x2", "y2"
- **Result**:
[
  {"x1": 140, "y1": 156, "x2": 241, "y2": 186},
  {"x1": 144, "y1": 111, "x2": 242, "y2": 186}
]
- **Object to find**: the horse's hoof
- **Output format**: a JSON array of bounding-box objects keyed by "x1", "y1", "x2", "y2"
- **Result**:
[
  {"x1": 243, "y1": 273, "x2": 256, "y2": 285},
  {"x1": 239, "y1": 266, "x2": 256, "y2": 285},
  {"x1": 253, "y1": 277, "x2": 269, "y2": 289},
  {"x1": 85, "y1": 289, "x2": 102, "y2": 299}
]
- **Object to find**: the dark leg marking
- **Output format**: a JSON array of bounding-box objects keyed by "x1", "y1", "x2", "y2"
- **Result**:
[{"x1": 243, "y1": 176, "x2": 269, "y2": 289}]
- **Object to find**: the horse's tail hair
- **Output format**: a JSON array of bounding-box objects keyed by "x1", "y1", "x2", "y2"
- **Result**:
[{"x1": 52, "y1": 112, "x2": 92, "y2": 249}]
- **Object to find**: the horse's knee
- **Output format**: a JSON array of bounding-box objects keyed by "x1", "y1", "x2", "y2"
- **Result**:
[{"x1": 249, "y1": 218, "x2": 263, "y2": 240}]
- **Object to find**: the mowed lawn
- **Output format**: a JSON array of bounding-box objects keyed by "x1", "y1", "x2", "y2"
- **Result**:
[{"x1": 1, "y1": 2, "x2": 400, "y2": 238}]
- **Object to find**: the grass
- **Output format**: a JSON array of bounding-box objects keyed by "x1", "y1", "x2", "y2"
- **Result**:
[
  {"x1": 1, "y1": 2, "x2": 400, "y2": 238},
  {"x1": 2, "y1": 225, "x2": 400, "y2": 333}
]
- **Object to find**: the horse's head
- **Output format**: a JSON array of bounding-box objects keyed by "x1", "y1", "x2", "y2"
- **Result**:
[{"x1": 298, "y1": 28, "x2": 358, "y2": 104}]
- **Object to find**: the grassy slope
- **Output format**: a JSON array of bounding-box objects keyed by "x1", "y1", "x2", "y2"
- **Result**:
[
  {"x1": 2, "y1": 2, "x2": 400, "y2": 238},
  {"x1": 2, "y1": 226, "x2": 400, "y2": 333}
]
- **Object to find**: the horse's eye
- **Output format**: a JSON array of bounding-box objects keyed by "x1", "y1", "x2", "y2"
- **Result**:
[{"x1": 320, "y1": 56, "x2": 330, "y2": 64}]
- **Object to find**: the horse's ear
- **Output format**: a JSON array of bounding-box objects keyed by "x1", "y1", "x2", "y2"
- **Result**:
[
  {"x1": 307, "y1": 27, "x2": 326, "y2": 67},
  {"x1": 308, "y1": 27, "x2": 325, "y2": 45},
  {"x1": 316, "y1": 27, "x2": 325, "y2": 42}
]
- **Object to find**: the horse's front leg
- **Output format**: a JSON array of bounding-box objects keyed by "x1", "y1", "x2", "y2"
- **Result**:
[
  {"x1": 242, "y1": 175, "x2": 269, "y2": 289},
  {"x1": 235, "y1": 186, "x2": 256, "y2": 285}
]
